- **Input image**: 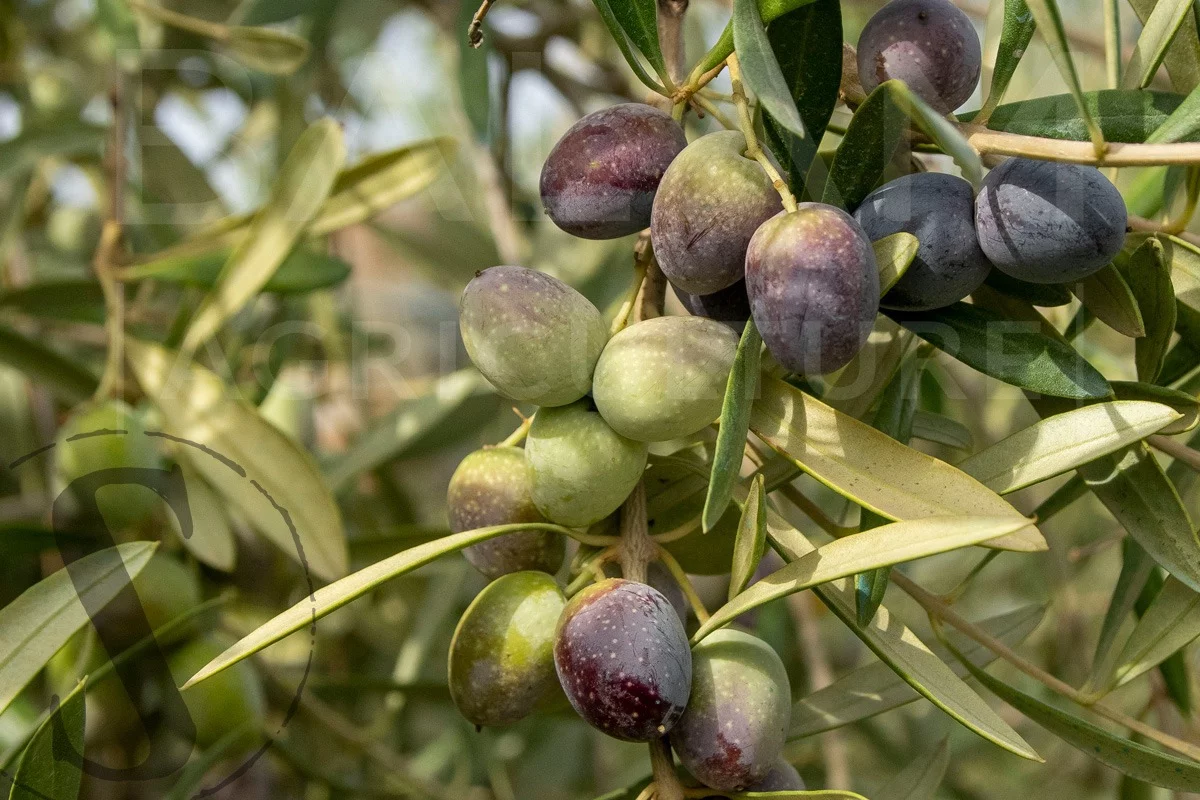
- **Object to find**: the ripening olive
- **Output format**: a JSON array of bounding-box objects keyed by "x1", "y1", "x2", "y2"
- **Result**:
[
  {"x1": 748, "y1": 759, "x2": 807, "y2": 791},
  {"x1": 674, "y1": 280, "x2": 752, "y2": 333},
  {"x1": 592, "y1": 316, "x2": 740, "y2": 443},
  {"x1": 652, "y1": 131, "x2": 782, "y2": 295},
  {"x1": 857, "y1": 0, "x2": 982, "y2": 114},
  {"x1": 746, "y1": 205, "x2": 880, "y2": 375},
  {"x1": 447, "y1": 447, "x2": 565, "y2": 579},
  {"x1": 525, "y1": 400, "x2": 648, "y2": 527},
  {"x1": 540, "y1": 104, "x2": 687, "y2": 239},
  {"x1": 602, "y1": 561, "x2": 690, "y2": 626},
  {"x1": 554, "y1": 578, "x2": 692, "y2": 741},
  {"x1": 449, "y1": 571, "x2": 567, "y2": 727},
  {"x1": 169, "y1": 637, "x2": 266, "y2": 748},
  {"x1": 975, "y1": 158, "x2": 1128, "y2": 284},
  {"x1": 459, "y1": 266, "x2": 607, "y2": 407},
  {"x1": 855, "y1": 172, "x2": 991, "y2": 311},
  {"x1": 673, "y1": 629, "x2": 792, "y2": 791}
]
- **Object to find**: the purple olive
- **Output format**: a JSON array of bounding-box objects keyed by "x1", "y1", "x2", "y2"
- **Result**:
[{"x1": 674, "y1": 280, "x2": 752, "y2": 333}]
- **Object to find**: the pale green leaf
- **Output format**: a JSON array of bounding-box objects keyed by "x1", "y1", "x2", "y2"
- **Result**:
[
  {"x1": 822, "y1": 317, "x2": 911, "y2": 419},
  {"x1": 911, "y1": 411, "x2": 974, "y2": 451},
  {"x1": 1023, "y1": 0, "x2": 1105, "y2": 152},
  {"x1": 181, "y1": 118, "x2": 345, "y2": 352},
  {"x1": 977, "y1": 0, "x2": 1036, "y2": 121},
  {"x1": 1127, "y1": 0, "x2": 1200, "y2": 92},
  {"x1": 226, "y1": 26, "x2": 310, "y2": 75},
  {"x1": 697, "y1": 515, "x2": 1032, "y2": 641},
  {"x1": 874, "y1": 232, "x2": 919, "y2": 296},
  {"x1": 874, "y1": 738, "x2": 949, "y2": 800},
  {"x1": 1122, "y1": 238, "x2": 1176, "y2": 383},
  {"x1": 958, "y1": 401, "x2": 1182, "y2": 495},
  {"x1": 9, "y1": 681, "x2": 86, "y2": 800},
  {"x1": 171, "y1": 460, "x2": 237, "y2": 572},
  {"x1": 733, "y1": 0, "x2": 808, "y2": 138},
  {"x1": 1071, "y1": 263, "x2": 1145, "y2": 338},
  {"x1": 729, "y1": 473, "x2": 767, "y2": 602},
  {"x1": 0, "y1": 542, "x2": 157, "y2": 716},
  {"x1": 704, "y1": 320, "x2": 762, "y2": 531},
  {"x1": 181, "y1": 522, "x2": 581, "y2": 689},
  {"x1": 1110, "y1": 577, "x2": 1200, "y2": 691},
  {"x1": 1122, "y1": 0, "x2": 1196, "y2": 89},
  {"x1": 882, "y1": 81, "x2": 982, "y2": 186},
  {"x1": 750, "y1": 375, "x2": 1045, "y2": 552},
  {"x1": 1112, "y1": 381, "x2": 1200, "y2": 434},
  {"x1": 126, "y1": 339, "x2": 348, "y2": 582}
]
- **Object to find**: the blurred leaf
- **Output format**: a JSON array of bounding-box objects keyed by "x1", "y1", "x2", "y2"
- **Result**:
[
  {"x1": 911, "y1": 411, "x2": 974, "y2": 451},
  {"x1": 704, "y1": 320, "x2": 761, "y2": 532},
  {"x1": 1127, "y1": 0, "x2": 1200, "y2": 92},
  {"x1": 226, "y1": 26, "x2": 310, "y2": 74},
  {"x1": 823, "y1": 316, "x2": 911, "y2": 419},
  {"x1": 0, "y1": 525, "x2": 89, "y2": 557},
  {"x1": 1091, "y1": 539, "x2": 1157, "y2": 686},
  {"x1": 1071, "y1": 263, "x2": 1145, "y2": 338},
  {"x1": 8, "y1": 680, "x2": 85, "y2": 800},
  {"x1": 1123, "y1": 0, "x2": 1196, "y2": 89},
  {"x1": 0, "y1": 324, "x2": 98, "y2": 403},
  {"x1": 0, "y1": 281, "x2": 106, "y2": 325},
  {"x1": 1109, "y1": 576, "x2": 1200, "y2": 690},
  {"x1": 1111, "y1": 381, "x2": 1200, "y2": 434},
  {"x1": 1156, "y1": 232, "x2": 1200, "y2": 312},
  {"x1": 123, "y1": 247, "x2": 350, "y2": 294},
  {"x1": 240, "y1": 0, "x2": 319, "y2": 24},
  {"x1": 750, "y1": 375, "x2": 1044, "y2": 552},
  {"x1": 950, "y1": 640, "x2": 1200, "y2": 791},
  {"x1": 0, "y1": 542, "x2": 157, "y2": 716},
  {"x1": 984, "y1": 269, "x2": 1074, "y2": 307},
  {"x1": 874, "y1": 232, "x2": 919, "y2": 295},
  {"x1": 733, "y1": 0, "x2": 807, "y2": 139},
  {"x1": 126, "y1": 339, "x2": 348, "y2": 582},
  {"x1": 325, "y1": 370, "x2": 499, "y2": 494},
  {"x1": 821, "y1": 83, "x2": 906, "y2": 210},
  {"x1": 697, "y1": 515, "x2": 1031, "y2": 641},
  {"x1": 958, "y1": 401, "x2": 1181, "y2": 494},
  {"x1": 888, "y1": 302, "x2": 1111, "y2": 400},
  {"x1": 590, "y1": 0, "x2": 668, "y2": 92},
  {"x1": 883, "y1": 81, "x2": 982, "y2": 186},
  {"x1": 171, "y1": 460, "x2": 237, "y2": 573},
  {"x1": 791, "y1": 605, "x2": 1045, "y2": 738},
  {"x1": 763, "y1": 0, "x2": 842, "y2": 195},
  {"x1": 161, "y1": 723, "x2": 258, "y2": 800},
  {"x1": 1120, "y1": 238, "x2": 1176, "y2": 383},
  {"x1": 180, "y1": 521, "x2": 579, "y2": 689},
  {"x1": 1023, "y1": 0, "x2": 1105, "y2": 152},
  {"x1": 182, "y1": 118, "x2": 345, "y2": 352},
  {"x1": 728, "y1": 474, "x2": 767, "y2": 602},
  {"x1": 0, "y1": 122, "x2": 106, "y2": 182},
  {"x1": 977, "y1": 0, "x2": 1036, "y2": 121},
  {"x1": 874, "y1": 738, "x2": 949, "y2": 800}
]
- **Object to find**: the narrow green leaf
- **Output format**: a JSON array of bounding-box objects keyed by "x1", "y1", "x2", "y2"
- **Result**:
[
  {"x1": 8, "y1": 681, "x2": 86, "y2": 800},
  {"x1": 590, "y1": 0, "x2": 669, "y2": 93},
  {"x1": 599, "y1": 0, "x2": 665, "y2": 81},
  {"x1": 181, "y1": 522, "x2": 581, "y2": 688},
  {"x1": 172, "y1": 461, "x2": 237, "y2": 572},
  {"x1": 977, "y1": 0, "x2": 1036, "y2": 121},
  {"x1": 729, "y1": 474, "x2": 767, "y2": 602},
  {"x1": 762, "y1": 0, "x2": 842, "y2": 194},
  {"x1": 0, "y1": 543, "x2": 157, "y2": 716},
  {"x1": 1110, "y1": 576, "x2": 1200, "y2": 691},
  {"x1": 1111, "y1": 381, "x2": 1200, "y2": 434},
  {"x1": 888, "y1": 302, "x2": 1112, "y2": 400},
  {"x1": 984, "y1": 269, "x2": 1074, "y2": 307},
  {"x1": 1147, "y1": 86, "x2": 1200, "y2": 143},
  {"x1": 958, "y1": 401, "x2": 1182, "y2": 495},
  {"x1": 1090, "y1": 539, "x2": 1157, "y2": 689},
  {"x1": 823, "y1": 316, "x2": 911, "y2": 419},
  {"x1": 874, "y1": 232, "x2": 919, "y2": 295},
  {"x1": 950, "y1": 641, "x2": 1200, "y2": 791},
  {"x1": 874, "y1": 738, "x2": 949, "y2": 800},
  {"x1": 126, "y1": 339, "x2": 349, "y2": 582},
  {"x1": 697, "y1": 515, "x2": 1031, "y2": 641},
  {"x1": 750, "y1": 375, "x2": 1045, "y2": 552},
  {"x1": 1127, "y1": 0, "x2": 1200, "y2": 93},
  {"x1": 122, "y1": 247, "x2": 351, "y2": 294},
  {"x1": 0, "y1": 281, "x2": 106, "y2": 325},
  {"x1": 182, "y1": 118, "x2": 345, "y2": 352},
  {"x1": 733, "y1": 0, "x2": 807, "y2": 139},
  {"x1": 1122, "y1": 238, "x2": 1176, "y2": 383},
  {"x1": 704, "y1": 320, "x2": 762, "y2": 531},
  {"x1": 1072, "y1": 263, "x2": 1145, "y2": 338},
  {"x1": 882, "y1": 81, "x2": 982, "y2": 187},
  {"x1": 226, "y1": 26, "x2": 310, "y2": 75},
  {"x1": 695, "y1": 0, "x2": 819, "y2": 75},
  {"x1": 0, "y1": 324, "x2": 98, "y2": 403},
  {"x1": 790, "y1": 605, "x2": 1044, "y2": 738},
  {"x1": 911, "y1": 411, "x2": 974, "y2": 451},
  {"x1": 1022, "y1": 0, "x2": 1105, "y2": 153},
  {"x1": 822, "y1": 83, "x2": 906, "y2": 210},
  {"x1": 1122, "y1": 0, "x2": 1196, "y2": 89},
  {"x1": 161, "y1": 722, "x2": 258, "y2": 800}
]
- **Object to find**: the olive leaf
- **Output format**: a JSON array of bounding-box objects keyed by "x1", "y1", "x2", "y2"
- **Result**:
[
  {"x1": 976, "y1": 0, "x2": 1036, "y2": 122},
  {"x1": 790, "y1": 605, "x2": 1044, "y2": 738},
  {"x1": 1022, "y1": 0, "x2": 1105, "y2": 153},
  {"x1": 874, "y1": 737, "x2": 950, "y2": 800},
  {"x1": 598, "y1": 0, "x2": 665, "y2": 82},
  {"x1": 1111, "y1": 381, "x2": 1200, "y2": 434},
  {"x1": 728, "y1": 473, "x2": 767, "y2": 602},
  {"x1": 1148, "y1": 86, "x2": 1200, "y2": 143},
  {"x1": 171, "y1": 461, "x2": 237, "y2": 572},
  {"x1": 180, "y1": 118, "x2": 345, "y2": 353},
  {"x1": 911, "y1": 411, "x2": 974, "y2": 451},
  {"x1": 591, "y1": 0, "x2": 668, "y2": 92},
  {"x1": 225, "y1": 26, "x2": 310, "y2": 75},
  {"x1": 732, "y1": 0, "x2": 807, "y2": 139},
  {"x1": 888, "y1": 302, "x2": 1111, "y2": 400},
  {"x1": 0, "y1": 281, "x2": 106, "y2": 325},
  {"x1": 695, "y1": 515, "x2": 1031, "y2": 642},
  {"x1": 695, "y1": 0, "x2": 819, "y2": 75},
  {"x1": 0, "y1": 323, "x2": 98, "y2": 403},
  {"x1": 1122, "y1": 0, "x2": 1197, "y2": 89},
  {"x1": 8, "y1": 680, "x2": 86, "y2": 800},
  {"x1": 1071, "y1": 263, "x2": 1145, "y2": 338},
  {"x1": 882, "y1": 81, "x2": 982, "y2": 187},
  {"x1": 180, "y1": 521, "x2": 585, "y2": 689},
  {"x1": 984, "y1": 269, "x2": 1074, "y2": 307},
  {"x1": 1120, "y1": 238, "x2": 1176, "y2": 383},
  {"x1": 161, "y1": 723, "x2": 259, "y2": 800},
  {"x1": 822, "y1": 316, "x2": 911, "y2": 420},
  {"x1": 1090, "y1": 539, "x2": 1157, "y2": 687},
  {"x1": 873, "y1": 232, "x2": 919, "y2": 295},
  {"x1": 972, "y1": 90, "x2": 1190, "y2": 143},
  {"x1": 120, "y1": 247, "x2": 351, "y2": 294},
  {"x1": 822, "y1": 83, "x2": 906, "y2": 210},
  {"x1": 1107, "y1": 576, "x2": 1200, "y2": 692},
  {"x1": 751, "y1": 375, "x2": 1045, "y2": 552},
  {"x1": 1127, "y1": 0, "x2": 1200, "y2": 92},
  {"x1": 0, "y1": 542, "x2": 158, "y2": 716},
  {"x1": 957, "y1": 401, "x2": 1182, "y2": 495},
  {"x1": 126, "y1": 339, "x2": 349, "y2": 583},
  {"x1": 703, "y1": 320, "x2": 762, "y2": 532}
]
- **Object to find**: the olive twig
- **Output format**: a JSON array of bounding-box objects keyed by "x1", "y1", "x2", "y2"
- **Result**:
[
  {"x1": 726, "y1": 54, "x2": 797, "y2": 213},
  {"x1": 649, "y1": 515, "x2": 701, "y2": 545},
  {"x1": 689, "y1": 94, "x2": 737, "y2": 130},
  {"x1": 1127, "y1": 215, "x2": 1200, "y2": 248},
  {"x1": 1149, "y1": 434, "x2": 1200, "y2": 473},
  {"x1": 654, "y1": 546, "x2": 710, "y2": 624},
  {"x1": 495, "y1": 413, "x2": 532, "y2": 448},
  {"x1": 93, "y1": 75, "x2": 128, "y2": 401},
  {"x1": 672, "y1": 57, "x2": 729, "y2": 119},
  {"x1": 466, "y1": 0, "x2": 496, "y2": 47},
  {"x1": 611, "y1": 238, "x2": 651, "y2": 335},
  {"x1": 648, "y1": 737, "x2": 686, "y2": 800}
]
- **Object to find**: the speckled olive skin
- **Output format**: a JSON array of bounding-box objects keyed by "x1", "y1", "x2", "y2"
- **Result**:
[
  {"x1": 855, "y1": 173, "x2": 991, "y2": 311},
  {"x1": 674, "y1": 280, "x2": 752, "y2": 332},
  {"x1": 673, "y1": 629, "x2": 792, "y2": 791},
  {"x1": 857, "y1": 0, "x2": 982, "y2": 114},
  {"x1": 554, "y1": 578, "x2": 692, "y2": 741},
  {"x1": 592, "y1": 316, "x2": 740, "y2": 443},
  {"x1": 449, "y1": 571, "x2": 567, "y2": 727},
  {"x1": 747, "y1": 759, "x2": 807, "y2": 791},
  {"x1": 170, "y1": 637, "x2": 266, "y2": 748},
  {"x1": 602, "y1": 561, "x2": 690, "y2": 625},
  {"x1": 540, "y1": 104, "x2": 687, "y2": 239},
  {"x1": 652, "y1": 132, "x2": 783, "y2": 295},
  {"x1": 525, "y1": 400, "x2": 648, "y2": 527},
  {"x1": 460, "y1": 266, "x2": 607, "y2": 406},
  {"x1": 745, "y1": 205, "x2": 880, "y2": 375},
  {"x1": 447, "y1": 447, "x2": 565, "y2": 579},
  {"x1": 975, "y1": 158, "x2": 1128, "y2": 284}
]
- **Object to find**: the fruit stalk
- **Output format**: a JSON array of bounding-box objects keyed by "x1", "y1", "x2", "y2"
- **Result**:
[
  {"x1": 726, "y1": 54, "x2": 797, "y2": 213},
  {"x1": 617, "y1": 480, "x2": 654, "y2": 583}
]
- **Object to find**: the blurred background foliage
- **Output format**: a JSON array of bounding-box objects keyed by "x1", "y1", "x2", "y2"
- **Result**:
[{"x1": 0, "y1": 0, "x2": 1196, "y2": 799}]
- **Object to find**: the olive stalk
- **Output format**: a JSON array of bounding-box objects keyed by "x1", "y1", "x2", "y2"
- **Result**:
[
  {"x1": 726, "y1": 54, "x2": 798, "y2": 213},
  {"x1": 93, "y1": 74, "x2": 128, "y2": 402},
  {"x1": 466, "y1": 0, "x2": 496, "y2": 47},
  {"x1": 655, "y1": 546, "x2": 711, "y2": 624}
]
